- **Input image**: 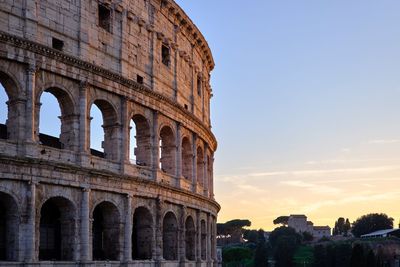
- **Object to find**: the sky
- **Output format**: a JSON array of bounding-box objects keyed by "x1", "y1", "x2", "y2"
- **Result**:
[
  {"x1": 175, "y1": 0, "x2": 400, "y2": 230},
  {"x1": 1, "y1": 0, "x2": 400, "y2": 231}
]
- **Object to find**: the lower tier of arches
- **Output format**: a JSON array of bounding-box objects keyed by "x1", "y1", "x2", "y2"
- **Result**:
[{"x1": 0, "y1": 167, "x2": 218, "y2": 267}]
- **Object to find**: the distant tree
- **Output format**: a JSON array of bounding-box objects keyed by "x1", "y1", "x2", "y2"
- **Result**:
[
  {"x1": 269, "y1": 226, "x2": 302, "y2": 248},
  {"x1": 303, "y1": 231, "x2": 314, "y2": 242},
  {"x1": 344, "y1": 219, "x2": 351, "y2": 236},
  {"x1": 350, "y1": 244, "x2": 364, "y2": 267},
  {"x1": 351, "y1": 213, "x2": 393, "y2": 237},
  {"x1": 269, "y1": 226, "x2": 302, "y2": 267},
  {"x1": 273, "y1": 216, "x2": 289, "y2": 226},
  {"x1": 243, "y1": 229, "x2": 259, "y2": 243},
  {"x1": 313, "y1": 245, "x2": 327, "y2": 267},
  {"x1": 222, "y1": 247, "x2": 253, "y2": 264},
  {"x1": 254, "y1": 230, "x2": 269, "y2": 267},
  {"x1": 333, "y1": 217, "x2": 345, "y2": 235},
  {"x1": 366, "y1": 249, "x2": 376, "y2": 267},
  {"x1": 217, "y1": 219, "x2": 251, "y2": 243}
]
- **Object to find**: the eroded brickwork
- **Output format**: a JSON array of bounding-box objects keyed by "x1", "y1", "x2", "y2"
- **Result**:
[{"x1": 0, "y1": 0, "x2": 218, "y2": 266}]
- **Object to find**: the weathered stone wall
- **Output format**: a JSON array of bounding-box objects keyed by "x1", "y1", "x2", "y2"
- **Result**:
[{"x1": 0, "y1": 0, "x2": 218, "y2": 266}]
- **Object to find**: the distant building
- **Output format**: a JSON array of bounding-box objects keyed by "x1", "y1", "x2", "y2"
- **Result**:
[
  {"x1": 288, "y1": 214, "x2": 331, "y2": 238},
  {"x1": 361, "y1": 228, "x2": 400, "y2": 238}
]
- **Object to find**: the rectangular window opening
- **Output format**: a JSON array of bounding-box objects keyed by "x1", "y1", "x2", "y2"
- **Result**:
[
  {"x1": 98, "y1": 4, "x2": 111, "y2": 32},
  {"x1": 137, "y1": 75, "x2": 144, "y2": 84},
  {"x1": 162, "y1": 44, "x2": 171, "y2": 67},
  {"x1": 52, "y1": 38, "x2": 64, "y2": 51},
  {"x1": 197, "y1": 76, "x2": 202, "y2": 96}
]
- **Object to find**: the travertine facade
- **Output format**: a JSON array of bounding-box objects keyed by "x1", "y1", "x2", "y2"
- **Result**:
[{"x1": 0, "y1": 0, "x2": 219, "y2": 266}]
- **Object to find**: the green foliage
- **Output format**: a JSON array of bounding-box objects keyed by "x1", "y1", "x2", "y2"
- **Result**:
[
  {"x1": 218, "y1": 219, "x2": 252, "y2": 244},
  {"x1": 269, "y1": 226, "x2": 302, "y2": 248},
  {"x1": 351, "y1": 213, "x2": 394, "y2": 237},
  {"x1": 303, "y1": 231, "x2": 314, "y2": 242},
  {"x1": 313, "y1": 242, "x2": 352, "y2": 267},
  {"x1": 269, "y1": 227, "x2": 303, "y2": 267},
  {"x1": 223, "y1": 247, "x2": 253, "y2": 264},
  {"x1": 350, "y1": 244, "x2": 364, "y2": 267},
  {"x1": 293, "y1": 246, "x2": 314, "y2": 266},
  {"x1": 254, "y1": 230, "x2": 269, "y2": 267},
  {"x1": 273, "y1": 216, "x2": 289, "y2": 226},
  {"x1": 244, "y1": 229, "x2": 259, "y2": 244},
  {"x1": 333, "y1": 217, "x2": 351, "y2": 236}
]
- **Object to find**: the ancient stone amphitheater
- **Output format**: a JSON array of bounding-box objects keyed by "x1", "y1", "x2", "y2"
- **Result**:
[{"x1": 0, "y1": 0, "x2": 219, "y2": 266}]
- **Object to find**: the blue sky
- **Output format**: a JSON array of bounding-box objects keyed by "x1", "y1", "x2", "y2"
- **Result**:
[
  {"x1": 1, "y1": 1, "x2": 400, "y2": 229},
  {"x1": 175, "y1": 0, "x2": 400, "y2": 229}
]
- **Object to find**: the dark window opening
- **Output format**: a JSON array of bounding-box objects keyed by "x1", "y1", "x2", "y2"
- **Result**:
[
  {"x1": 197, "y1": 76, "x2": 202, "y2": 96},
  {"x1": 162, "y1": 44, "x2": 170, "y2": 66},
  {"x1": 52, "y1": 38, "x2": 64, "y2": 51},
  {"x1": 184, "y1": 104, "x2": 188, "y2": 110},
  {"x1": 39, "y1": 201, "x2": 62, "y2": 261},
  {"x1": 137, "y1": 75, "x2": 144, "y2": 84},
  {"x1": 98, "y1": 4, "x2": 111, "y2": 32},
  {"x1": 0, "y1": 124, "x2": 7, "y2": 139},
  {"x1": 0, "y1": 202, "x2": 6, "y2": 260}
]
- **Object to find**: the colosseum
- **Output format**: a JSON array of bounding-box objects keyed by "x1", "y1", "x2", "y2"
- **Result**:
[{"x1": 0, "y1": 0, "x2": 219, "y2": 266}]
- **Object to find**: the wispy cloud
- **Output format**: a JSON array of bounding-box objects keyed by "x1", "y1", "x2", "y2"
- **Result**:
[
  {"x1": 368, "y1": 139, "x2": 400, "y2": 145},
  {"x1": 281, "y1": 180, "x2": 342, "y2": 195}
]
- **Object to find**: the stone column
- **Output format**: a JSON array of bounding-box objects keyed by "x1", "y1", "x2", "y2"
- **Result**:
[
  {"x1": 176, "y1": 123, "x2": 182, "y2": 179},
  {"x1": 78, "y1": 82, "x2": 89, "y2": 163},
  {"x1": 204, "y1": 145, "x2": 209, "y2": 197},
  {"x1": 155, "y1": 197, "x2": 163, "y2": 261},
  {"x1": 196, "y1": 210, "x2": 201, "y2": 263},
  {"x1": 25, "y1": 181, "x2": 37, "y2": 262},
  {"x1": 151, "y1": 111, "x2": 159, "y2": 180},
  {"x1": 178, "y1": 205, "x2": 187, "y2": 264},
  {"x1": 80, "y1": 188, "x2": 90, "y2": 262},
  {"x1": 206, "y1": 213, "x2": 212, "y2": 267},
  {"x1": 25, "y1": 64, "x2": 37, "y2": 143},
  {"x1": 120, "y1": 97, "x2": 129, "y2": 172},
  {"x1": 190, "y1": 44, "x2": 195, "y2": 113},
  {"x1": 124, "y1": 194, "x2": 132, "y2": 262},
  {"x1": 192, "y1": 134, "x2": 198, "y2": 191}
]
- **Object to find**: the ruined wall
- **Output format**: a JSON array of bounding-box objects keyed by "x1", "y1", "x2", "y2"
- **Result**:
[{"x1": 0, "y1": 0, "x2": 218, "y2": 266}]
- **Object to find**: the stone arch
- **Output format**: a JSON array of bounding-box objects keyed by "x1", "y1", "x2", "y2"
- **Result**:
[
  {"x1": 90, "y1": 99, "x2": 120, "y2": 160},
  {"x1": 181, "y1": 136, "x2": 193, "y2": 180},
  {"x1": 0, "y1": 191, "x2": 19, "y2": 261},
  {"x1": 92, "y1": 201, "x2": 121, "y2": 261},
  {"x1": 37, "y1": 87, "x2": 77, "y2": 150},
  {"x1": 132, "y1": 206, "x2": 153, "y2": 260},
  {"x1": 162, "y1": 211, "x2": 178, "y2": 260},
  {"x1": 159, "y1": 125, "x2": 176, "y2": 175},
  {"x1": 0, "y1": 71, "x2": 22, "y2": 140},
  {"x1": 39, "y1": 196, "x2": 76, "y2": 261},
  {"x1": 201, "y1": 219, "x2": 206, "y2": 260},
  {"x1": 196, "y1": 146, "x2": 204, "y2": 186},
  {"x1": 185, "y1": 216, "x2": 196, "y2": 261},
  {"x1": 130, "y1": 114, "x2": 151, "y2": 166}
]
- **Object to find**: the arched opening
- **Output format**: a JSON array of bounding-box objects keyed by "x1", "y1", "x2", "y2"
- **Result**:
[
  {"x1": 130, "y1": 115, "x2": 151, "y2": 166},
  {"x1": 0, "y1": 83, "x2": 8, "y2": 139},
  {"x1": 0, "y1": 192, "x2": 19, "y2": 261},
  {"x1": 197, "y1": 147, "x2": 204, "y2": 186},
  {"x1": 90, "y1": 100, "x2": 119, "y2": 160},
  {"x1": 201, "y1": 220, "x2": 206, "y2": 260},
  {"x1": 211, "y1": 218, "x2": 216, "y2": 260},
  {"x1": 162, "y1": 212, "x2": 178, "y2": 260},
  {"x1": 182, "y1": 137, "x2": 192, "y2": 180},
  {"x1": 185, "y1": 216, "x2": 196, "y2": 261},
  {"x1": 159, "y1": 126, "x2": 176, "y2": 175},
  {"x1": 38, "y1": 88, "x2": 76, "y2": 150},
  {"x1": 92, "y1": 201, "x2": 120, "y2": 261},
  {"x1": 0, "y1": 72, "x2": 20, "y2": 140},
  {"x1": 132, "y1": 207, "x2": 153, "y2": 260},
  {"x1": 39, "y1": 197, "x2": 76, "y2": 261}
]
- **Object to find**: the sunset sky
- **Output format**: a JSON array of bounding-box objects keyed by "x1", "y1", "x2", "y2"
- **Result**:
[
  {"x1": 1, "y1": 0, "x2": 400, "y2": 231},
  {"x1": 175, "y1": 0, "x2": 400, "y2": 230}
]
